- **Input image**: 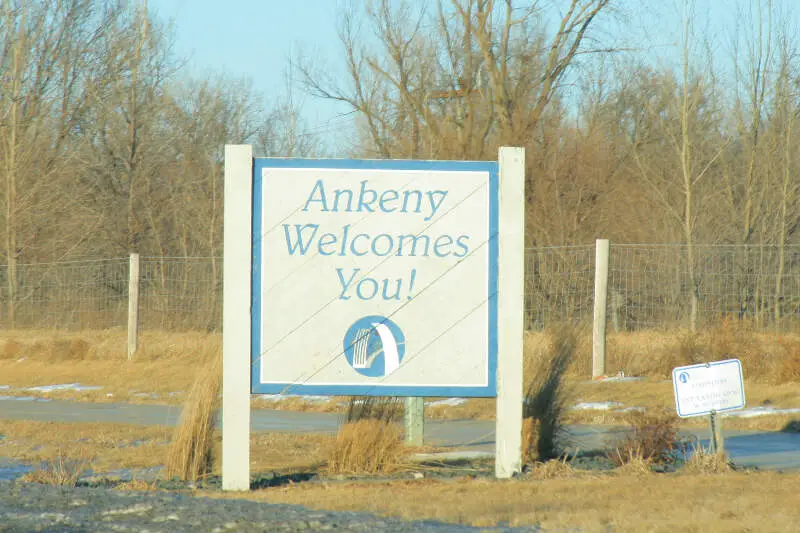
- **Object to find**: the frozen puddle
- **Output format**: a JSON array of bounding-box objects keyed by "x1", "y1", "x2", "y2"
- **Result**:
[
  {"x1": 426, "y1": 398, "x2": 467, "y2": 407},
  {"x1": 571, "y1": 401, "x2": 624, "y2": 411},
  {"x1": 0, "y1": 396, "x2": 52, "y2": 402},
  {"x1": 25, "y1": 383, "x2": 102, "y2": 393},
  {"x1": 256, "y1": 394, "x2": 331, "y2": 403}
]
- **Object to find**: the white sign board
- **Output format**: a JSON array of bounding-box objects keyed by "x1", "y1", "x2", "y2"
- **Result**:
[
  {"x1": 251, "y1": 159, "x2": 499, "y2": 397},
  {"x1": 672, "y1": 359, "x2": 745, "y2": 418},
  {"x1": 222, "y1": 146, "x2": 525, "y2": 489}
]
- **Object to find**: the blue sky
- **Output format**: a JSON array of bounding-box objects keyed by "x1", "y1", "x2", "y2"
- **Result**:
[
  {"x1": 148, "y1": 1, "x2": 798, "y2": 153},
  {"x1": 149, "y1": 0, "x2": 351, "y2": 142}
]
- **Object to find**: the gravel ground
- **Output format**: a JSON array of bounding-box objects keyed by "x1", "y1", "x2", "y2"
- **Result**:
[{"x1": 0, "y1": 480, "x2": 543, "y2": 533}]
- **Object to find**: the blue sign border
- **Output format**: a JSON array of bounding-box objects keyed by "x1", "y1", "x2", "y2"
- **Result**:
[
  {"x1": 671, "y1": 359, "x2": 745, "y2": 418},
  {"x1": 250, "y1": 158, "x2": 499, "y2": 397}
]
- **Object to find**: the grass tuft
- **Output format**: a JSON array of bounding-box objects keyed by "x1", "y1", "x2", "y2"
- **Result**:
[
  {"x1": 115, "y1": 477, "x2": 159, "y2": 491},
  {"x1": 611, "y1": 448, "x2": 654, "y2": 476},
  {"x1": 326, "y1": 419, "x2": 406, "y2": 475},
  {"x1": 526, "y1": 454, "x2": 576, "y2": 479},
  {"x1": 682, "y1": 445, "x2": 733, "y2": 475},
  {"x1": 165, "y1": 347, "x2": 221, "y2": 481},
  {"x1": 523, "y1": 324, "x2": 577, "y2": 460}
]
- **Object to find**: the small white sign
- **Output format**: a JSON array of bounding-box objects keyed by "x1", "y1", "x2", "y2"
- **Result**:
[{"x1": 672, "y1": 359, "x2": 745, "y2": 418}]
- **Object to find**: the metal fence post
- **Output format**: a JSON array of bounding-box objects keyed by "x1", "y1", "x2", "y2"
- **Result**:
[
  {"x1": 127, "y1": 253, "x2": 140, "y2": 360},
  {"x1": 592, "y1": 239, "x2": 610, "y2": 379}
]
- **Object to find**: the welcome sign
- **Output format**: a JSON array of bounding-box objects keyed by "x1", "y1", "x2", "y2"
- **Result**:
[{"x1": 251, "y1": 159, "x2": 498, "y2": 396}]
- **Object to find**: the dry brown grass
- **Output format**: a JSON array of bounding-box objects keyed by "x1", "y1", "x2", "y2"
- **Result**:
[
  {"x1": 326, "y1": 419, "x2": 406, "y2": 475},
  {"x1": 0, "y1": 420, "x2": 171, "y2": 472},
  {"x1": 212, "y1": 471, "x2": 800, "y2": 531},
  {"x1": 0, "y1": 420, "x2": 332, "y2": 476},
  {"x1": 20, "y1": 447, "x2": 94, "y2": 487},
  {"x1": 1, "y1": 327, "x2": 798, "y2": 433},
  {"x1": 0, "y1": 330, "x2": 221, "y2": 404},
  {"x1": 165, "y1": 347, "x2": 221, "y2": 481},
  {"x1": 114, "y1": 478, "x2": 159, "y2": 491}
]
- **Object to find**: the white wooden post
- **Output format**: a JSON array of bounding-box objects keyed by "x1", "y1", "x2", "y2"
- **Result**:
[
  {"x1": 404, "y1": 397, "x2": 424, "y2": 446},
  {"x1": 127, "y1": 253, "x2": 140, "y2": 361},
  {"x1": 222, "y1": 144, "x2": 253, "y2": 491},
  {"x1": 495, "y1": 146, "x2": 525, "y2": 479},
  {"x1": 592, "y1": 239, "x2": 610, "y2": 379}
]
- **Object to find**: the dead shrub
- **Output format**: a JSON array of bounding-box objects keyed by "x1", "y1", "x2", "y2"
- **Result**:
[
  {"x1": 1, "y1": 339, "x2": 21, "y2": 360},
  {"x1": 523, "y1": 324, "x2": 577, "y2": 460},
  {"x1": 21, "y1": 447, "x2": 93, "y2": 487},
  {"x1": 775, "y1": 339, "x2": 800, "y2": 384},
  {"x1": 609, "y1": 409, "x2": 681, "y2": 467},
  {"x1": 326, "y1": 419, "x2": 405, "y2": 475},
  {"x1": 165, "y1": 349, "x2": 221, "y2": 481},
  {"x1": 781, "y1": 420, "x2": 800, "y2": 433}
]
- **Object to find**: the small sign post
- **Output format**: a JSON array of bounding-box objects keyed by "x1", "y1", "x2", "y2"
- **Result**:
[{"x1": 672, "y1": 359, "x2": 745, "y2": 455}]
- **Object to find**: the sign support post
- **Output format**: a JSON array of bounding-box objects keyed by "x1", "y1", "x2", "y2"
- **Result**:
[
  {"x1": 404, "y1": 397, "x2": 424, "y2": 446},
  {"x1": 222, "y1": 145, "x2": 253, "y2": 491},
  {"x1": 495, "y1": 147, "x2": 525, "y2": 479}
]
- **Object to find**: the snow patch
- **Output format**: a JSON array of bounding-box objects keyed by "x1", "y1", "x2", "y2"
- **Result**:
[
  {"x1": 0, "y1": 395, "x2": 52, "y2": 402},
  {"x1": 571, "y1": 401, "x2": 624, "y2": 411},
  {"x1": 722, "y1": 406, "x2": 800, "y2": 418},
  {"x1": 426, "y1": 398, "x2": 467, "y2": 407},
  {"x1": 25, "y1": 383, "x2": 102, "y2": 393},
  {"x1": 256, "y1": 394, "x2": 331, "y2": 403}
]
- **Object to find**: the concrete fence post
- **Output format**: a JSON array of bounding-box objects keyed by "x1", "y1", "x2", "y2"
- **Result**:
[
  {"x1": 592, "y1": 239, "x2": 610, "y2": 379},
  {"x1": 127, "y1": 253, "x2": 140, "y2": 360}
]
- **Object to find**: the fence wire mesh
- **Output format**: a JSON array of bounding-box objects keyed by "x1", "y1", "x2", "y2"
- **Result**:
[{"x1": 1, "y1": 245, "x2": 799, "y2": 332}]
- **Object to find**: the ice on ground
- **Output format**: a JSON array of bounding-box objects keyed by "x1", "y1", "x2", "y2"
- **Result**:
[
  {"x1": 722, "y1": 406, "x2": 800, "y2": 418},
  {"x1": 256, "y1": 394, "x2": 331, "y2": 403},
  {"x1": 598, "y1": 376, "x2": 645, "y2": 382},
  {"x1": 571, "y1": 401, "x2": 624, "y2": 410},
  {"x1": 426, "y1": 398, "x2": 467, "y2": 407},
  {"x1": 25, "y1": 383, "x2": 102, "y2": 392},
  {"x1": 0, "y1": 395, "x2": 52, "y2": 402}
]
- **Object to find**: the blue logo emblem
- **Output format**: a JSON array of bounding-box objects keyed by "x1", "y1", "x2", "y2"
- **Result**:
[
  {"x1": 678, "y1": 372, "x2": 690, "y2": 384},
  {"x1": 344, "y1": 315, "x2": 405, "y2": 378}
]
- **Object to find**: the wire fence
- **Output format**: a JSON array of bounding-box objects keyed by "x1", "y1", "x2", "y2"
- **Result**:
[{"x1": 1, "y1": 245, "x2": 799, "y2": 332}]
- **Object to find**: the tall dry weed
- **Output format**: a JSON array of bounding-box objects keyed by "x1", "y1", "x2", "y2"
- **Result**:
[
  {"x1": 523, "y1": 324, "x2": 577, "y2": 460},
  {"x1": 165, "y1": 348, "x2": 221, "y2": 481},
  {"x1": 344, "y1": 396, "x2": 404, "y2": 423},
  {"x1": 326, "y1": 419, "x2": 405, "y2": 475}
]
